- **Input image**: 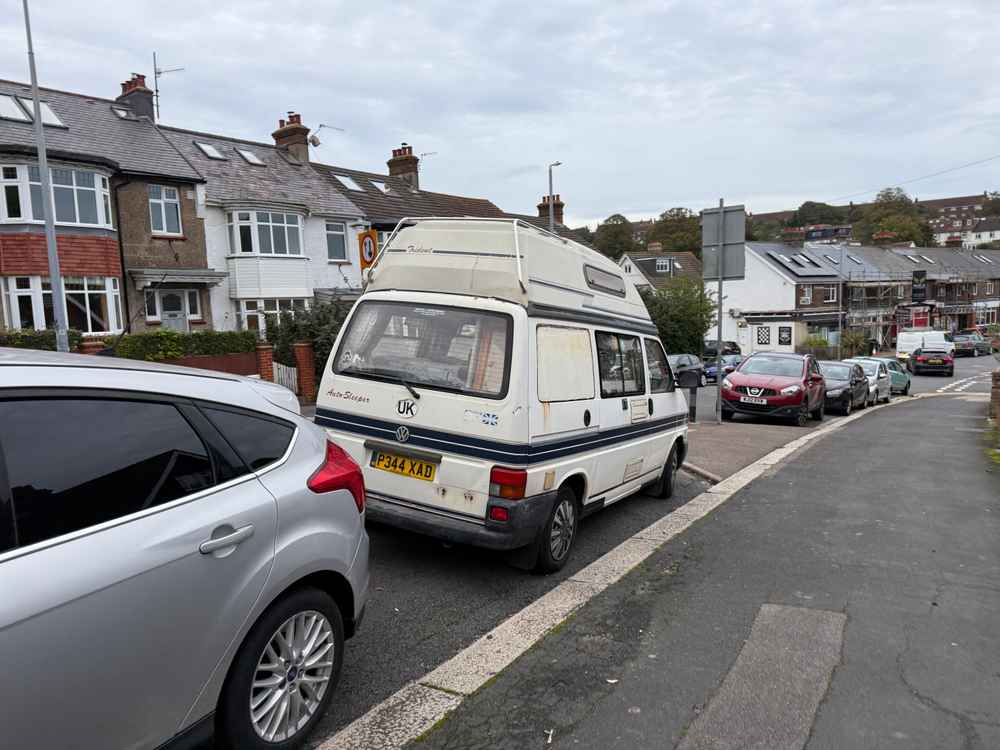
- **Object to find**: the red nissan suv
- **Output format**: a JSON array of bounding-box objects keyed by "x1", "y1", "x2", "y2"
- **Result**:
[{"x1": 721, "y1": 352, "x2": 826, "y2": 426}]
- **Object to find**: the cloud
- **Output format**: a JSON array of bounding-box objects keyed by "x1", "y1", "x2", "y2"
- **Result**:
[{"x1": 3, "y1": 0, "x2": 998, "y2": 227}]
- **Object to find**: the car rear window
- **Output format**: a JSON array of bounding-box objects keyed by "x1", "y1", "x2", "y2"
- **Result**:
[
  {"x1": 819, "y1": 363, "x2": 850, "y2": 379},
  {"x1": 202, "y1": 407, "x2": 295, "y2": 471}
]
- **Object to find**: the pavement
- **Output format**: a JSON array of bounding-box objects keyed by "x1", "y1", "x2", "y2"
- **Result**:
[{"x1": 411, "y1": 388, "x2": 1000, "y2": 750}]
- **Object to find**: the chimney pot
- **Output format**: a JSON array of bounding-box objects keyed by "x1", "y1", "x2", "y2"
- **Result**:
[
  {"x1": 116, "y1": 72, "x2": 154, "y2": 120},
  {"x1": 536, "y1": 193, "x2": 565, "y2": 225},
  {"x1": 272, "y1": 113, "x2": 310, "y2": 163}
]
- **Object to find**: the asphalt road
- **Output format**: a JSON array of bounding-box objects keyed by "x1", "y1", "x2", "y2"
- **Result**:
[
  {"x1": 301, "y1": 469, "x2": 710, "y2": 746},
  {"x1": 414, "y1": 384, "x2": 1000, "y2": 749}
]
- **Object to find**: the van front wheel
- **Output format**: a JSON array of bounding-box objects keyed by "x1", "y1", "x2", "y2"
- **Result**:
[
  {"x1": 650, "y1": 444, "x2": 679, "y2": 499},
  {"x1": 534, "y1": 487, "x2": 578, "y2": 574}
]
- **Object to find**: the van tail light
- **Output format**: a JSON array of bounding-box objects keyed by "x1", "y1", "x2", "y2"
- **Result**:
[
  {"x1": 308, "y1": 441, "x2": 366, "y2": 513},
  {"x1": 490, "y1": 466, "x2": 527, "y2": 500}
]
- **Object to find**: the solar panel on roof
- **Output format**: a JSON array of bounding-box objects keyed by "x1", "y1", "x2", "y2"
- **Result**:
[{"x1": 766, "y1": 251, "x2": 833, "y2": 277}]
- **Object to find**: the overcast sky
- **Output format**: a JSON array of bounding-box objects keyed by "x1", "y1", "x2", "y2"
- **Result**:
[{"x1": 2, "y1": 1, "x2": 998, "y2": 227}]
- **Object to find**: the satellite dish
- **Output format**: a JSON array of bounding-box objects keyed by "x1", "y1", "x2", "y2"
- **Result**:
[{"x1": 308, "y1": 134, "x2": 321, "y2": 147}]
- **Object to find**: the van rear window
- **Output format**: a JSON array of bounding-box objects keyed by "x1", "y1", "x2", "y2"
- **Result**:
[{"x1": 334, "y1": 301, "x2": 512, "y2": 399}]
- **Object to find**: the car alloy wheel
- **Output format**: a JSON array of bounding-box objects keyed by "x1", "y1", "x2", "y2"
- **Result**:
[
  {"x1": 843, "y1": 398, "x2": 851, "y2": 416},
  {"x1": 796, "y1": 408, "x2": 809, "y2": 427},
  {"x1": 549, "y1": 497, "x2": 576, "y2": 563},
  {"x1": 250, "y1": 611, "x2": 336, "y2": 743}
]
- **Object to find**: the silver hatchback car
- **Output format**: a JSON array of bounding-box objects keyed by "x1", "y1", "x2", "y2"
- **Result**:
[{"x1": 0, "y1": 349, "x2": 369, "y2": 750}]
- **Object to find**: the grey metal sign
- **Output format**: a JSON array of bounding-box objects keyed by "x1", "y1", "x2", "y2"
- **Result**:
[
  {"x1": 702, "y1": 205, "x2": 746, "y2": 280},
  {"x1": 911, "y1": 270, "x2": 927, "y2": 303}
]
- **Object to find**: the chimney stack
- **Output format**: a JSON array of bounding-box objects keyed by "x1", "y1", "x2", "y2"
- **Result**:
[
  {"x1": 536, "y1": 194, "x2": 565, "y2": 226},
  {"x1": 116, "y1": 73, "x2": 154, "y2": 121},
  {"x1": 271, "y1": 112, "x2": 310, "y2": 163},
  {"x1": 387, "y1": 143, "x2": 419, "y2": 189}
]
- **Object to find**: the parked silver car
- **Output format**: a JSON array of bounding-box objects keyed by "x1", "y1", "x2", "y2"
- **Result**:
[
  {"x1": 0, "y1": 349, "x2": 369, "y2": 750},
  {"x1": 844, "y1": 357, "x2": 892, "y2": 405}
]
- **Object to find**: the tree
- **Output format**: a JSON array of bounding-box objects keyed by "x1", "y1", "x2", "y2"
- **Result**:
[
  {"x1": 786, "y1": 201, "x2": 846, "y2": 226},
  {"x1": 852, "y1": 187, "x2": 933, "y2": 245},
  {"x1": 641, "y1": 278, "x2": 716, "y2": 356},
  {"x1": 747, "y1": 217, "x2": 782, "y2": 242},
  {"x1": 571, "y1": 225, "x2": 595, "y2": 244},
  {"x1": 646, "y1": 207, "x2": 701, "y2": 256},
  {"x1": 593, "y1": 214, "x2": 637, "y2": 260},
  {"x1": 982, "y1": 191, "x2": 1000, "y2": 216}
]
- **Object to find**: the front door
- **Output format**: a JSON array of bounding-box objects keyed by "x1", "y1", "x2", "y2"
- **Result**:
[
  {"x1": 0, "y1": 395, "x2": 277, "y2": 749},
  {"x1": 161, "y1": 291, "x2": 188, "y2": 332}
]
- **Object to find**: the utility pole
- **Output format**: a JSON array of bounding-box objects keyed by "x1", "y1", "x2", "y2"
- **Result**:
[
  {"x1": 715, "y1": 198, "x2": 724, "y2": 424},
  {"x1": 22, "y1": 0, "x2": 68, "y2": 352},
  {"x1": 547, "y1": 161, "x2": 561, "y2": 232},
  {"x1": 837, "y1": 243, "x2": 845, "y2": 359}
]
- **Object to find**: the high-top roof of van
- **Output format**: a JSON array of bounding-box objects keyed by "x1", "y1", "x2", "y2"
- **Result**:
[{"x1": 364, "y1": 218, "x2": 655, "y2": 334}]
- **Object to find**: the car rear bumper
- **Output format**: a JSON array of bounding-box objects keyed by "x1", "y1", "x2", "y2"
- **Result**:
[
  {"x1": 365, "y1": 489, "x2": 557, "y2": 550},
  {"x1": 912, "y1": 363, "x2": 952, "y2": 373}
]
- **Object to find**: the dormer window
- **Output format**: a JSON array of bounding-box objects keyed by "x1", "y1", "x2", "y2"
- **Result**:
[{"x1": 194, "y1": 142, "x2": 226, "y2": 160}]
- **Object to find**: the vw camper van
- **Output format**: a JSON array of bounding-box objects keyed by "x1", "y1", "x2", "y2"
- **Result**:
[{"x1": 316, "y1": 218, "x2": 691, "y2": 571}]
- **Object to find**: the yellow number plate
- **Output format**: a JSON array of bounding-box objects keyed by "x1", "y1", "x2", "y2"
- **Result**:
[
  {"x1": 371, "y1": 451, "x2": 437, "y2": 482},
  {"x1": 929, "y1": 359, "x2": 942, "y2": 364}
]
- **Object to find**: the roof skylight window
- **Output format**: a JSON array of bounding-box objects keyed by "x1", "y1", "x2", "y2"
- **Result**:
[
  {"x1": 919, "y1": 255, "x2": 936, "y2": 264},
  {"x1": 370, "y1": 180, "x2": 389, "y2": 193},
  {"x1": 0, "y1": 94, "x2": 30, "y2": 122},
  {"x1": 18, "y1": 98, "x2": 64, "y2": 126},
  {"x1": 195, "y1": 142, "x2": 226, "y2": 160},
  {"x1": 236, "y1": 148, "x2": 265, "y2": 166},
  {"x1": 332, "y1": 174, "x2": 363, "y2": 191},
  {"x1": 111, "y1": 106, "x2": 130, "y2": 119},
  {"x1": 847, "y1": 254, "x2": 863, "y2": 265},
  {"x1": 823, "y1": 254, "x2": 840, "y2": 264},
  {"x1": 903, "y1": 255, "x2": 920, "y2": 264}
]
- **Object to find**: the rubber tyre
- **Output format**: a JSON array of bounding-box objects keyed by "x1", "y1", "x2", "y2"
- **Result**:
[
  {"x1": 881, "y1": 390, "x2": 891, "y2": 404},
  {"x1": 842, "y1": 398, "x2": 852, "y2": 416},
  {"x1": 810, "y1": 399, "x2": 824, "y2": 421},
  {"x1": 216, "y1": 588, "x2": 345, "y2": 750},
  {"x1": 534, "y1": 487, "x2": 579, "y2": 574},
  {"x1": 721, "y1": 409, "x2": 733, "y2": 421},
  {"x1": 973, "y1": 348, "x2": 979, "y2": 358},
  {"x1": 794, "y1": 407, "x2": 809, "y2": 427},
  {"x1": 903, "y1": 382, "x2": 910, "y2": 396},
  {"x1": 650, "y1": 444, "x2": 679, "y2": 499}
]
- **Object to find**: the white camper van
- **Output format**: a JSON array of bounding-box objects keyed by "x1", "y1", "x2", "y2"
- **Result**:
[{"x1": 316, "y1": 218, "x2": 691, "y2": 571}]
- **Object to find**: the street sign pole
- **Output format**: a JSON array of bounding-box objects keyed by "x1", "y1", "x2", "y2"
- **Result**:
[
  {"x1": 715, "y1": 198, "x2": 724, "y2": 424},
  {"x1": 22, "y1": 0, "x2": 69, "y2": 352}
]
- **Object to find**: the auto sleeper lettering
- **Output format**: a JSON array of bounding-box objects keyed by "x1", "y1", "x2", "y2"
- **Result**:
[{"x1": 325, "y1": 389, "x2": 371, "y2": 405}]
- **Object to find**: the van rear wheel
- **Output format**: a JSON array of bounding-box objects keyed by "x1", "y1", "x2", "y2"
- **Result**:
[{"x1": 534, "y1": 487, "x2": 578, "y2": 574}]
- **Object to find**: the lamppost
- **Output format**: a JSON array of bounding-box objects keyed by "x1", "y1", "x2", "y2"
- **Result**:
[
  {"x1": 21, "y1": 0, "x2": 69, "y2": 351},
  {"x1": 547, "y1": 161, "x2": 561, "y2": 232}
]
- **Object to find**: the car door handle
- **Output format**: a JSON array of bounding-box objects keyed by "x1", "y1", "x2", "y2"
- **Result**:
[{"x1": 200, "y1": 524, "x2": 255, "y2": 555}]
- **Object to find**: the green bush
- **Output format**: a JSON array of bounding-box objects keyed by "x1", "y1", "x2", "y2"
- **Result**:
[
  {"x1": 0, "y1": 328, "x2": 84, "y2": 351},
  {"x1": 109, "y1": 329, "x2": 257, "y2": 362},
  {"x1": 641, "y1": 280, "x2": 716, "y2": 356},
  {"x1": 840, "y1": 330, "x2": 869, "y2": 357},
  {"x1": 802, "y1": 334, "x2": 830, "y2": 348},
  {"x1": 265, "y1": 301, "x2": 350, "y2": 376}
]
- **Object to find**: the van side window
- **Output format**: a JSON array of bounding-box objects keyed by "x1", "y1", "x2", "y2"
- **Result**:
[
  {"x1": 0, "y1": 398, "x2": 215, "y2": 549},
  {"x1": 583, "y1": 265, "x2": 627, "y2": 297},
  {"x1": 536, "y1": 326, "x2": 595, "y2": 402},
  {"x1": 595, "y1": 332, "x2": 646, "y2": 398},
  {"x1": 643, "y1": 338, "x2": 674, "y2": 393}
]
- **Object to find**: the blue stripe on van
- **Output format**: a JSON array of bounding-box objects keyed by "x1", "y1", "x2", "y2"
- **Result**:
[{"x1": 314, "y1": 407, "x2": 686, "y2": 465}]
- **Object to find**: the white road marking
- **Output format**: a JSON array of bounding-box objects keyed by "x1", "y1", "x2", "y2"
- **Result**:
[{"x1": 318, "y1": 393, "x2": 934, "y2": 750}]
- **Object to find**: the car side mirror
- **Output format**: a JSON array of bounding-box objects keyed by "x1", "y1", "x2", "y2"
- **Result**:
[{"x1": 677, "y1": 369, "x2": 701, "y2": 389}]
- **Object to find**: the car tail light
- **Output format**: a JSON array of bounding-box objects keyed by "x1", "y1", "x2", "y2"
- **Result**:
[
  {"x1": 488, "y1": 506, "x2": 509, "y2": 522},
  {"x1": 943, "y1": 355, "x2": 953, "y2": 363},
  {"x1": 916, "y1": 355, "x2": 927, "y2": 363},
  {"x1": 489, "y1": 466, "x2": 527, "y2": 500},
  {"x1": 308, "y1": 440, "x2": 365, "y2": 513}
]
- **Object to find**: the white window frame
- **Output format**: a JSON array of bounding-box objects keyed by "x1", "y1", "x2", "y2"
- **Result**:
[
  {"x1": 144, "y1": 288, "x2": 202, "y2": 322},
  {"x1": 824, "y1": 285, "x2": 838, "y2": 303},
  {"x1": 986, "y1": 281, "x2": 995, "y2": 295},
  {"x1": 655, "y1": 258, "x2": 670, "y2": 273},
  {"x1": 226, "y1": 210, "x2": 303, "y2": 256},
  {"x1": 326, "y1": 221, "x2": 347, "y2": 262},
  {"x1": 148, "y1": 184, "x2": 183, "y2": 236},
  {"x1": 194, "y1": 142, "x2": 226, "y2": 160},
  {"x1": 3, "y1": 275, "x2": 122, "y2": 334},
  {"x1": 1, "y1": 163, "x2": 114, "y2": 228},
  {"x1": 237, "y1": 297, "x2": 309, "y2": 334},
  {"x1": 800, "y1": 285, "x2": 813, "y2": 304}
]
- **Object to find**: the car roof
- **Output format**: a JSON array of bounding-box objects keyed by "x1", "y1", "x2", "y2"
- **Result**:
[
  {"x1": 746, "y1": 351, "x2": 805, "y2": 360},
  {"x1": 0, "y1": 347, "x2": 301, "y2": 416}
]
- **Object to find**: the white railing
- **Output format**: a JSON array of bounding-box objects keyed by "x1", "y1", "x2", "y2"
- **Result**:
[{"x1": 273, "y1": 361, "x2": 299, "y2": 394}]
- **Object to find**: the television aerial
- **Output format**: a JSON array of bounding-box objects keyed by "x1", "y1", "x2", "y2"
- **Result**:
[{"x1": 309, "y1": 123, "x2": 345, "y2": 147}]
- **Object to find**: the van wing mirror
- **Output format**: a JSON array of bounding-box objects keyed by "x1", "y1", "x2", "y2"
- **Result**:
[{"x1": 676, "y1": 369, "x2": 701, "y2": 389}]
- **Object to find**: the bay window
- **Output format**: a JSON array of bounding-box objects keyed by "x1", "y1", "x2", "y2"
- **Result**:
[
  {"x1": 2, "y1": 275, "x2": 122, "y2": 334},
  {"x1": 0, "y1": 163, "x2": 112, "y2": 227},
  {"x1": 148, "y1": 185, "x2": 182, "y2": 235},
  {"x1": 227, "y1": 210, "x2": 303, "y2": 255},
  {"x1": 237, "y1": 297, "x2": 308, "y2": 333}
]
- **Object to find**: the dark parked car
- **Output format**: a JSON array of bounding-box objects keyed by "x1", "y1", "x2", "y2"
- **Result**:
[
  {"x1": 705, "y1": 354, "x2": 742, "y2": 383},
  {"x1": 909, "y1": 347, "x2": 954, "y2": 376},
  {"x1": 704, "y1": 340, "x2": 742, "y2": 359},
  {"x1": 818, "y1": 361, "x2": 868, "y2": 415},
  {"x1": 668, "y1": 353, "x2": 705, "y2": 387},
  {"x1": 952, "y1": 332, "x2": 992, "y2": 357},
  {"x1": 720, "y1": 352, "x2": 826, "y2": 426}
]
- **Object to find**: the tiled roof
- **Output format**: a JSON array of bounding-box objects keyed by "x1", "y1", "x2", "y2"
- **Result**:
[
  {"x1": 313, "y1": 163, "x2": 505, "y2": 225},
  {"x1": 0, "y1": 78, "x2": 201, "y2": 181},
  {"x1": 971, "y1": 216, "x2": 1000, "y2": 233},
  {"x1": 160, "y1": 127, "x2": 360, "y2": 217},
  {"x1": 630, "y1": 251, "x2": 702, "y2": 287}
]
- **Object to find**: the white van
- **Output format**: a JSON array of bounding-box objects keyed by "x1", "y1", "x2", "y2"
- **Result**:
[
  {"x1": 896, "y1": 329, "x2": 954, "y2": 360},
  {"x1": 316, "y1": 218, "x2": 692, "y2": 572}
]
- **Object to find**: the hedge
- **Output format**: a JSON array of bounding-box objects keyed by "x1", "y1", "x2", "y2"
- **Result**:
[
  {"x1": 106, "y1": 329, "x2": 258, "y2": 362},
  {"x1": 0, "y1": 328, "x2": 84, "y2": 351},
  {"x1": 265, "y1": 301, "x2": 350, "y2": 377}
]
